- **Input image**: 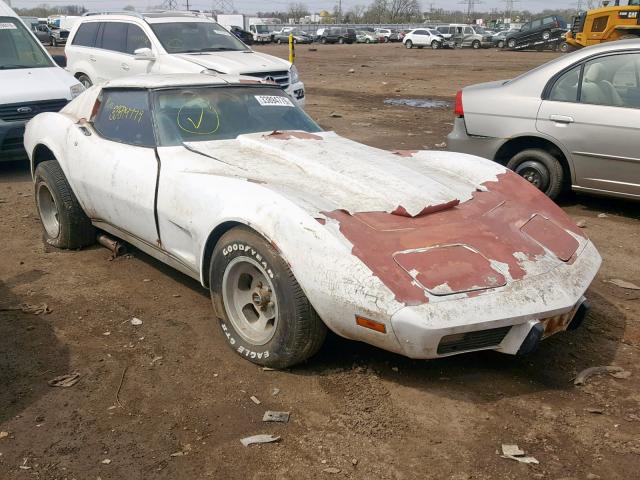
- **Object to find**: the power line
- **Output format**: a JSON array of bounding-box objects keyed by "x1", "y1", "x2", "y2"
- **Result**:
[
  {"x1": 458, "y1": 0, "x2": 482, "y2": 20},
  {"x1": 501, "y1": 0, "x2": 521, "y2": 21}
]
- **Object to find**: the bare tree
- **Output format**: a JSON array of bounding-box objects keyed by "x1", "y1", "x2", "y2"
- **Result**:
[
  {"x1": 347, "y1": 4, "x2": 367, "y2": 23},
  {"x1": 387, "y1": 0, "x2": 421, "y2": 22},
  {"x1": 288, "y1": 2, "x2": 310, "y2": 22}
]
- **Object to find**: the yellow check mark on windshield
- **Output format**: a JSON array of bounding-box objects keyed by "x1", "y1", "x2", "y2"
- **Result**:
[{"x1": 187, "y1": 108, "x2": 205, "y2": 130}]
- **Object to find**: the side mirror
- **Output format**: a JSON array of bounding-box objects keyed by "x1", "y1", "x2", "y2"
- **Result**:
[
  {"x1": 134, "y1": 48, "x2": 155, "y2": 61},
  {"x1": 52, "y1": 55, "x2": 66, "y2": 67}
]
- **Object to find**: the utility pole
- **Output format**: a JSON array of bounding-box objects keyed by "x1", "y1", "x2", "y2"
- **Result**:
[
  {"x1": 337, "y1": 0, "x2": 342, "y2": 24},
  {"x1": 501, "y1": 0, "x2": 521, "y2": 22},
  {"x1": 458, "y1": 0, "x2": 483, "y2": 22}
]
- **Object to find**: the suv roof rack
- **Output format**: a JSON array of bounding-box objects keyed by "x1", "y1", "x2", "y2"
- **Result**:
[
  {"x1": 143, "y1": 10, "x2": 207, "y2": 17},
  {"x1": 82, "y1": 11, "x2": 145, "y2": 18}
]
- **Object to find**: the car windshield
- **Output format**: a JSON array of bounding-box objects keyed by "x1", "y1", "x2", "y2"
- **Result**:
[
  {"x1": 153, "y1": 86, "x2": 322, "y2": 146},
  {"x1": 150, "y1": 21, "x2": 248, "y2": 53},
  {"x1": 0, "y1": 16, "x2": 52, "y2": 69}
]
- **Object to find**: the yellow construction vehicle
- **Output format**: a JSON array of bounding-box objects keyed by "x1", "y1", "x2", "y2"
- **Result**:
[{"x1": 566, "y1": 0, "x2": 640, "y2": 48}]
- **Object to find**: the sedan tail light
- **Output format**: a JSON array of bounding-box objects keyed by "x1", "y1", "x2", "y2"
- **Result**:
[{"x1": 454, "y1": 90, "x2": 464, "y2": 117}]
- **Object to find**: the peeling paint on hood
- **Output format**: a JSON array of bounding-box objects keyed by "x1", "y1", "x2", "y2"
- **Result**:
[{"x1": 183, "y1": 131, "x2": 502, "y2": 217}]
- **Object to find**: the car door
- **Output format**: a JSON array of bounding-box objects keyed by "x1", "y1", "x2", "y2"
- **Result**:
[
  {"x1": 66, "y1": 88, "x2": 159, "y2": 242},
  {"x1": 409, "y1": 30, "x2": 422, "y2": 45},
  {"x1": 461, "y1": 26, "x2": 474, "y2": 46},
  {"x1": 537, "y1": 52, "x2": 640, "y2": 197},
  {"x1": 123, "y1": 23, "x2": 154, "y2": 76},
  {"x1": 92, "y1": 21, "x2": 129, "y2": 83},
  {"x1": 34, "y1": 25, "x2": 49, "y2": 43}
]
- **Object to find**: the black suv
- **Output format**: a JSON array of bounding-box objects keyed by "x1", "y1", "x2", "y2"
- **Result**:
[
  {"x1": 504, "y1": 15, "x2": 567, "y2": 49},
  {"x1": 319, "y1": 27, "x2": 356, "y2": 44}
]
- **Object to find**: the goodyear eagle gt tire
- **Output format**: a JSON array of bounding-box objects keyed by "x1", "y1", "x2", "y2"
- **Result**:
[
  {"x1": 210, "y1": 227, "x2": 327, "y2": 368},
  {"x1": 34, "y1": 160, "x2": 95, "y2": 249}
]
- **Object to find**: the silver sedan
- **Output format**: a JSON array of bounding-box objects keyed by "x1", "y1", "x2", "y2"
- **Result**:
[{"x1": 447, "y1": 39, "x2": 640, "y2": 200}]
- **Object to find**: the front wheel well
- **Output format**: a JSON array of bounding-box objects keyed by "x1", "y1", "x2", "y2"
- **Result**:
[
  {"x1": 31, "y1": 144, "x2": 57, "y2": 176},
  {"x1": 494, "y1": 136, "x2": 571, "y2": 184},
  {"x1": 201, "y1": 221, "x2": 245, "y2": 288}
]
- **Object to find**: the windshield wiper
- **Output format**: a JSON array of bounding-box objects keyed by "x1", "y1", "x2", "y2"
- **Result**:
[{"x1": 198, "y1": 47, "x2": 241, "y2": 52}]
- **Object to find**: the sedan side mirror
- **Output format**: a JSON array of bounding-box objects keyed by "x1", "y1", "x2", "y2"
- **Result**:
[{"x1": 134, "y1": 48, "x2": 156, "y2": 61}]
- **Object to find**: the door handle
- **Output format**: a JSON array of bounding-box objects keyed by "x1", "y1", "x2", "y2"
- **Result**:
[
  {"x1": 549, "y1": 114, "x2": 574, "y2": 124},
  {"x1": 121, "y1": 63, "x2": 130, "y2": 71},
  {"x1": 89, "y1": 56, "x2": 96, "y2": 62}
]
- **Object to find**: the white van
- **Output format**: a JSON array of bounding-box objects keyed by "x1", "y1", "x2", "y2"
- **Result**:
[
  {"x1": 0, "y1": 0, "x2": 84, "y2": 161},
  {"x1": 64, "y1": 11, "x2": 305, "y2": 106}
]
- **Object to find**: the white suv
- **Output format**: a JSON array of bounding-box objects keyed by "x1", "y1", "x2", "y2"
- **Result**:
[{"x1": 64, "y1": 11, "x2": 305, "y2": 105}]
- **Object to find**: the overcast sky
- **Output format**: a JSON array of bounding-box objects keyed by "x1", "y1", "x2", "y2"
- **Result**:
[{"x1": 10, "y1": 0, "x2": 576, "y2": 14}]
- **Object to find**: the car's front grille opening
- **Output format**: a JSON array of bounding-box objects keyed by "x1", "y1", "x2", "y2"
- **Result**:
[
  {"x1": 0, "y1": 99, "x2": 68, "y2": 122},
  {"x1": 244, "y1": 70, "x2": 290, "y2": 89},
  {"x1": 437, "y1": 326, "x2": 511, "y2": 355}
]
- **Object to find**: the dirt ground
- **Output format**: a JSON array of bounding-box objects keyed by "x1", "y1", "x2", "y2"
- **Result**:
[{"x1": 1, "y1": 43, "x2": 639, "y2": 479}]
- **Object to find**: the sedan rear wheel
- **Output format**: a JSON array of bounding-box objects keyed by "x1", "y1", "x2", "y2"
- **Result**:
[
  {"x1": 365, "y1": 38, "x2": 371, "y2": 44},
  {"x1": 338, "y1": 37, "x2": 344, "y2": 44},
  {"x1": 210, "y1": 227, "x2": 327, "y2": 368},
  {"x1": 34, "y1": 160, "x2": 95, "y2": 249},
  {"x1": 497, "y1": 40, "x2": 505, "y2": 48},
  {"x1": 506, "y1": 149, "x2": 564, "y2": 199},
  {"x1": 405, "y1": 40, "x2": 413, "y2": 49},
  {"x1": 507, "y1": 38, "x2": 517, "y2": 48},
  {"x1": 472, "y1": 40, "x2": 481, "y2": 49}
]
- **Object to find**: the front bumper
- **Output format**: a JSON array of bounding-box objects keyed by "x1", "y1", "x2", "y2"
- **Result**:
[
  {"x1": 390, "y1": 240, "x2": 601, "y2": 359},
  {"x1": 446, "y1": 116, "x2": 504, "y2": 161},
  {"x1": 287, "y1": 81, "x2": 306, "y2": 108},
  {"x1": 0, "y1": 120, "x2": 28, "y2": 161}
]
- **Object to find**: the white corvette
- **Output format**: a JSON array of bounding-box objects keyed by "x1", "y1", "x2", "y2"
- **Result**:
[{"x1": 24, "y1": 74, "x2": 601, "y2": 368}]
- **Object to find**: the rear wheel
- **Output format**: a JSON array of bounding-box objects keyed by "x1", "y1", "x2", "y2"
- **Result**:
[
  {"x1": 210, "y1": 227, "x2": 327, "y2": 368},
  {"x1": 497, "y1": 40, "x2": 505, "y2": 48},
  {"x1": 472, "y1": 40, "x2": 481, "y2": 49},
  {"x1": 506, "y1": 149, "x2": 564, "y2": 200},
  {"x1": 507, "y1": 38, "x2": 517, "y2": 48},
  {"x1": 365, "y1": 38, "x2": 370, "y2": 44},
  {"x1": 277, "y1": 38, "x2": 282, "y2": 44},
  {"x1": 338, "y1": 37, "x2": 344, "y2": 44},
  {"x1": 34, "y1": 161, "x2": 95, "y2": 249},
  {"x1": 321, "y1": 37, "x2": 327, "y2": 44},
  {"x1": 405, "y1": 40, "x2": 413, "y2": 49},
  {"x1": 51, "y1": 37, "x2": 57, "y2": 47},
  {"x1": 431, "y1": 40, "x2": 440, "y2": 49}
]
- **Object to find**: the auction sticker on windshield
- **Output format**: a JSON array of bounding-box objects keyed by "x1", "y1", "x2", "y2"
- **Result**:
[
  {"x1": 255, "y1": 96, "x2": 294, "y2": 107},
  {"x1": 0, "y1": 23, "x2": 17, "y2": 29}
]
